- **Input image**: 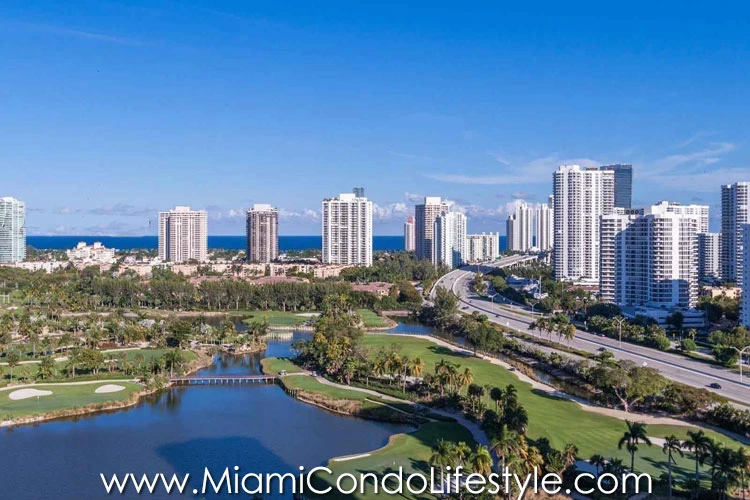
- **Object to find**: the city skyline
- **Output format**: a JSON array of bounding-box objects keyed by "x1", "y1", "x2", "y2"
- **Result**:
[{"x1": 2, "y1": 2, "x2": 749, "y2": 236}]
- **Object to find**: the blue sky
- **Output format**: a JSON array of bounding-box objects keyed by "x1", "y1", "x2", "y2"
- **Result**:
[{"x1": 1, "y1": 1, "x2": 748, "y2": 235}]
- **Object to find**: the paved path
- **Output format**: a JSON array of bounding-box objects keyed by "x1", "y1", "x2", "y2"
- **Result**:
[
  {"x1": 433, "y1": 259, "x2": 750, "y2": 406},
  {"x1": 367, "y1": 332, "x2": 750, "y2": 445},
  {"x1": 313, "y1": 375, "x2": 489, "y2": 446}
]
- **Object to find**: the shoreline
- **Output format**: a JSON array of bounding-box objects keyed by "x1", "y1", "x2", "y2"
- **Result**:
[{"x1": 0, "y1": 348, "x2": 217, "y2": 429}]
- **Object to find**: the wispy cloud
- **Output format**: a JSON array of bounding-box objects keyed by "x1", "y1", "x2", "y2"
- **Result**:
[
  {"x1": 372, "y1": 202, "x2": 409, "y2": 221},
  {"x1": 11, "y1": 22, "x2": 145, "y2": 46},
  {"x1": 89, "y1": 204, "x2": 155, "y2": 217},
  {"x1": 427, "y1": 155, "x2": 601, "y2": 185},
  {"x1": 646, "y1": 142, "x2": 735, "y2": 177},
  {"x1": 404, "y1": 192, "x2": 423, "y2": 202}
]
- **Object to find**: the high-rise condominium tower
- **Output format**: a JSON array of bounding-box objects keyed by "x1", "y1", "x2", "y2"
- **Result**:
[
  {"x1": 466, "y1": 233, "x2": 499, "y2": 262},
  {"x1": 403, "y1": 216, "x2": 415, "y2": 252},
  {"x1": 600, "y1": 203, "x2": 699, "y2": 308},
  {"x1": 321, "y1": 192, "x2": 373, "y2": 266},
  {"x1": 742, "y1": 225, "x2": 750, "y2": 327},
  {"x1": 433, "y1": 211, "x2": 467, "y2": 268},
  {"x1": 553, "y1": 165, "x2": 614, "y2": 282},
  {"x1": 697, "y1": 232, "x2": 721, "y2": 281},
  {"x1": 506, "y1": 203, "x2": 533, "y2": 251},
  {"x1": 721, "y1": 182, "x2": 750, "y2": 285},
  {"x1": 246, "y1": 204, "x2": 279, "y2": 263},
  {"x1": 599, "y1": 164, "x2": 633, "y2": 208},
  {"x1": 0, "y1": 197, "x2": 26, "y2": 263},
  {"x1": 158, "y1": 206, "x2": 208, "y2": 263},
  {"x1": 415, "y1": 197, "x2": 449, "y2": 261},
  {"x1": 534, "y1": 201, "x2": 554, "y2": 251}
]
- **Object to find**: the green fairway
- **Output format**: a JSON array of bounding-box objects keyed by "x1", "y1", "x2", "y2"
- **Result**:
[
  {"x1": 282, "y1": 375, "x2": 371, "y2": 401},
  {"x1": 359, "y1": 334, "x2": 745, "y2": 481},
  {"x1": 0, "y1": 381, "x2": 142, "y2": 419},
  {"x1": 317, "y1": 422, "x2": 475, "y2": 500},
  {"x1": 117, "y1": 348, "x2": 198, "y2": 364},
  {"x1": 261, "y1": 357, "x2": 304, "y2": 375},
  {"x1": 357, "y1": 309, "x2": 390, "y2": 328},
  {"x1": 240, "y1": 310, "x2": 315, "y2": 327}
]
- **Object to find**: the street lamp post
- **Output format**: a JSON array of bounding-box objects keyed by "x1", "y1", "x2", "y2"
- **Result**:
[
  {"x1": 613, "y1": 316, "x2": 627, "y2": 349},
  {"x1": 732, "y1": 346, "x2": 750, "y2": 385}
]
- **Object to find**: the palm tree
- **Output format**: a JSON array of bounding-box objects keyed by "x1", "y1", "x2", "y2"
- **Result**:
[
  {"x1": 735, "y1": 447, "x2": 749, "y2": 500},
  {"x1": 452, "y1": 441, "x2": 472, "y2": 468},
  {"x1": 470, "y1": 445, "x2": 493, "y2": 476},
  {"x1": 457, "y1": 367, "x2": 473, "y2": 392},
  {"x1": 714, "y1": 446, "x2": 740, "y2": 500},
  {"x1": 490, "y1": 386, "x2": 504, "y2": 412},
  {"x1": 662, "y1": 435, "x2": 684, "y2": 500},
  {"x1": 6, "y1": 350, "x2": 19, "y2": 382},
  {"x1": 684, "y1": 429, "x2": 711, "y2": 498},
  {"x1": 589, "y1": 454, "x2": 606, "y2": 477},
  {"x1": 562, "y1": 443, "x2": 579, "y2": 469},
  {"x1": 492, "y1": 428, "x2": 522, "y2": 476},
  {"x1": 618, "y1": 420, "x2": 652, "y2": 472},
  {"x1": 429, "y1": 439, "x2": 456, "y2": 487}
]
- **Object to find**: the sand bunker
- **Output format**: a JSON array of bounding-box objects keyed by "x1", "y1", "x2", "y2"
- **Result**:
[
  {"x1": 9, "y1": 388, "x2": 53, "y2": 400},
  {"x1": 94, "y1": 384, "x2": 126, "y2": 394}
]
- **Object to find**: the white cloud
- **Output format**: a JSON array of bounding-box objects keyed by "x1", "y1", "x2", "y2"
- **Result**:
[
  {"x1": 372, "y1": 202, "x2": 409, "y2": 221},
  {"x1": 427, "y1": 155, "x2": 601, "y2": 185},
  {"x1": 405, "y1": 192, "x2": 423, "y2": 202}
]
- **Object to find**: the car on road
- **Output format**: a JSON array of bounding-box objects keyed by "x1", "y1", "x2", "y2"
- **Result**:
[
  {"x1": 597, "y1": 347, "x2": 607, "y2": 352},
  {"x1": 709, "y1": 383, "x2": 722, "y2": 389}
]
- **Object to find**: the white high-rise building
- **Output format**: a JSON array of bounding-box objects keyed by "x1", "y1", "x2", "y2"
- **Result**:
[
  {"x1": 246, "y1": 204, "x2": 278, "y2": 263},
  {"x1": 697, "y1": 233, "x2": 721, "y2": 281},
  {"x1": 466, "y1": 232, "x2": 499, "y2": 262},
  {"x1": 599, "y1": 208, "x2": 644, "y2": 303},
  {"x1": 553, "y1": 165, "x2": 614, "y2": 283},
  {"x1": 0, "y1": 197, "x2": 25, "y2": 263},
  {"x1": 658, "y1": 201, "x2": 709, "y2": 234},
  {"x1": 599, "y1": 203, "x2": 699, "y2": 309},
  {"x1": 158, "y1": 207, "x2": 208, "y2": 263},
  {"x1": 721, "y1": 182, "x2": 750, "y2": 285},
  {"x1": 404, "y1": 216, "x2": 415, "y2": 252},
  {"x1": 742, "y1": 225, "x2": 750, "y2": 327},
  {"x1": 506, "y1": 203, "x2": 533, "y2": 251},
  {"x1": 534, "y1": 201, "x2": 554, "y2": 251},
  {"x1": 321, "y1": 192, "x2": 373, "y2": 266},
  {"x1": 415, "y1": 197, "x2": 449, "y2": 261},
  {"x1": 433, "y1": 211, "x2": 467, "y2": 268}
]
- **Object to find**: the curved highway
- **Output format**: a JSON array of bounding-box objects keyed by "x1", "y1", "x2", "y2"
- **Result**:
[{"x1": 433, "y1": 256, "x2": 749, "y2": 405}]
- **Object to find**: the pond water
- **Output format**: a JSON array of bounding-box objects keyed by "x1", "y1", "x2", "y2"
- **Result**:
[{"x1": 0, "y1": 331, "x2": 412, "y2": 499}]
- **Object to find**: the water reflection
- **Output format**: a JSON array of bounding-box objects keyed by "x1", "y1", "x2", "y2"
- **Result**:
[{"x1": 0, "y1": 330, "x2": 411, "y2": 500}]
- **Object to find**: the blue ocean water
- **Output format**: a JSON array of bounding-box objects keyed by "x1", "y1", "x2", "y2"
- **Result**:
[{"x1": 27, "y1": 235, "x2": 407, "y2": 251}]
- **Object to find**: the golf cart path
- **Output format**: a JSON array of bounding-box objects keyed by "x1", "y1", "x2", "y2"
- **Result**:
[{"x1": 367, "y1": 333, "x2": 750, "y2": 445}]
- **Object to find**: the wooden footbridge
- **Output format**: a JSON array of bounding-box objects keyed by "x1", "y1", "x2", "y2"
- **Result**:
[{"x1": 170, "y1": 375, "x2": 278, "y2": 386}]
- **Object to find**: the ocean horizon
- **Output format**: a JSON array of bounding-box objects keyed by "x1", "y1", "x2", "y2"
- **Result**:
[{"x1": 27, "y1": 235, "x2": 507, "y2": 252}]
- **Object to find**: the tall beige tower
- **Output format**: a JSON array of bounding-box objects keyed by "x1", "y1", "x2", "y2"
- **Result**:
[{"x1": 246, "y1": 204, "x2": 279, "y2": 263}]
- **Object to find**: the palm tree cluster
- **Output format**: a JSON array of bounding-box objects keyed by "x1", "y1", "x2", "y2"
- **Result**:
[
  {"x1": 528, "y1": 313, "x2": 576, "y2": 346},
  {"x1": 424, "y1": 359, "x2": 474, "y2": 398},
  {"x1": 609, "y1": 423, "x2": 749, "y2": 499},
  {"x1": 371, "y1": 346, "x2": 425, "y2": 392}
]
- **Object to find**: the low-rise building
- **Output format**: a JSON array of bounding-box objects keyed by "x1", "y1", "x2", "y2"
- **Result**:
[{"x1": 66, "y1": 242, "x2": 116, "y2": 264}]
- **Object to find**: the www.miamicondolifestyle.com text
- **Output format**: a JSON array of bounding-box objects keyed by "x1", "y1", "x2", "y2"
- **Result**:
[{"x1": 100, "y1": 465, "x2": 652, "y2": 498}]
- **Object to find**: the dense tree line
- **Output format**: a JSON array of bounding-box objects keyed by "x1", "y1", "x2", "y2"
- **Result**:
[{"x1": 1, "y1": 265, "x2": 421, "y2": 313}]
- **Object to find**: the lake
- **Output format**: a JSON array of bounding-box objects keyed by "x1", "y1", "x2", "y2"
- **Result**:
[{"x1": 0, "y1": 332, "x2": 413, "y2": 499}]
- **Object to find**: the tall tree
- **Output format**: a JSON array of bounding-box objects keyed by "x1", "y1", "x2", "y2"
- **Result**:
[
  {"x1": 617, "y1": 421, "x2": 652, "y2": 472},
  {"x1": 662, "y1": 435, "x2": 684, "y2": 500}
]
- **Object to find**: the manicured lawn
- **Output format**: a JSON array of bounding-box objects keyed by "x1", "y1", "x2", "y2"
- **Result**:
[
  {"x1": 118, "y1": 348, "x2": 198, "y2": 364},
  {"x1": 240, "y1": 310, "x2": 315, "y2": 327},
  {"x1": 282, "y1": 375, "x2": 371, "y2": 401},
  {"x1": 0, "y1": 381, "x2": 142, "y2": 419},
  {"x1": 360, "y1": 334, "x2": 745, "y2": 481},
  {"x1": 261, "y1": 357, "x2": 304, "y2": 375},
  {"x1": 316, "y1": 422, "x2": 475, "y2": 500},
  {"x1": 357, "y1": 309, "x2": 390, "y2": 328}
]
